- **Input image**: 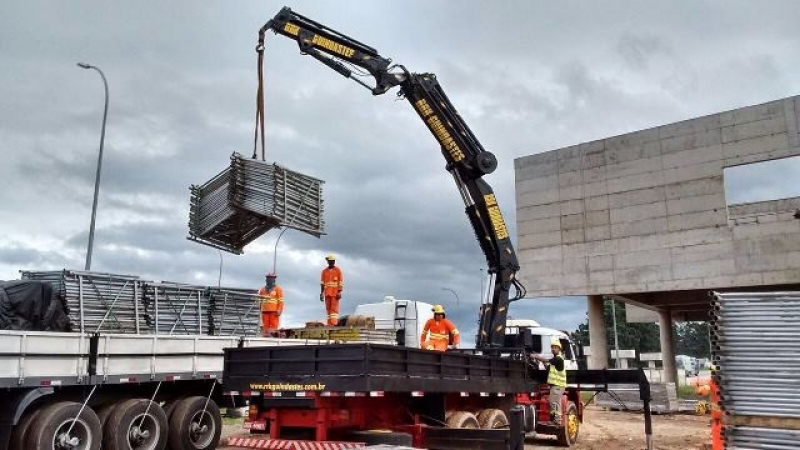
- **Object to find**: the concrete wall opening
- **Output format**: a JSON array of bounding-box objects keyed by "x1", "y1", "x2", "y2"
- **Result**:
[{"x1": 724, "y1": 156, "x2": 800, "y2": 222}]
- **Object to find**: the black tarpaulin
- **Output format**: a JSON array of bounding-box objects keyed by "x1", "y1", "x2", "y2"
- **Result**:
[{"x1": 0, "y1": 280, "x2": 71, "y2": 331}]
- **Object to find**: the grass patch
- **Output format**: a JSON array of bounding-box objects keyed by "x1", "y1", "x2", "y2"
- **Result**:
[
  {"x1": 222, "y1": 416, "x2": 243, "y2": 426},
  {"x1": 677, "y1": 384, "x2": 700, "y2": 399}
]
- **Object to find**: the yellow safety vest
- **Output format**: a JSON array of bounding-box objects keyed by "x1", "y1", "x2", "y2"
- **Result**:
[{"x1": 547, "y1": 355, "x2": 567, "y2": 387}]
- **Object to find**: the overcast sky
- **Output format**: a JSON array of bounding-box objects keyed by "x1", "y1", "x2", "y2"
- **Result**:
[{"x1": 1, "y1": 1, "x2": 799, "y2": 344}]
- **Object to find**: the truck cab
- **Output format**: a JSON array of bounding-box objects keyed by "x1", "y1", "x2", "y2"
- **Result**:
[
  {"x1": 351, "y1": 295, "x2": 434, "y2": 348},
  {"x1": 504, "y1": 319, "x2": 581, "y2": 370}
]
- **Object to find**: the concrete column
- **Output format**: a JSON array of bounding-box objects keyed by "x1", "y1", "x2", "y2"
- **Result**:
[
  {"x1": 587, "y1": 295, "x2": 609, "y2": 369},
  {"x1": 659, "y1": 309, "x2": 677, "y2": 383}
]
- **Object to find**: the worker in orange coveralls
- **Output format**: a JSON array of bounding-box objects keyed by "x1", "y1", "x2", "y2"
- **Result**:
[
  {"x1": 259, "y1": 273, "x2": 283, "y2": 336},
  {"x1": 709, "y1": 365, "x2": 722, "y2": 450},
  {"x1": 420, "y1": 305, "x2": 460, "y2": 351},
  {"x1": 319, "y1": 254, "x2": 343, "y2": 325},
  {"x1": 694, "y1": 364, "x2": 722, "y2": 450}
]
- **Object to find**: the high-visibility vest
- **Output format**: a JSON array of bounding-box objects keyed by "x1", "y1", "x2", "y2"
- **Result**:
[
  {"x1": 420, "y1": 318, "x2": 460, "y2": 346},
  {"x1": 547, "y1": 354, "x2": 567, "y2": 387},
  {"x1": 258, "y1": 285, "x2": 284, "y2": 314},
  {"x1": 321, "y1": 266, "x2": 343, "y2": 296}
]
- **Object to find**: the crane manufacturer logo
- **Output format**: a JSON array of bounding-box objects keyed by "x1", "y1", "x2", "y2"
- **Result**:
[
  {"x1": 484, "y1": 194, "x2": 510, "y2": 240},
  {"x1": 311, "y1": 34, "x2": 356, "y2": 58},
  {"x1": 414, "y1": 99, "x2": 465, "y2": 162},
  {"x1": 283, "y1": 23, "x2": 300, "y2": 36}
]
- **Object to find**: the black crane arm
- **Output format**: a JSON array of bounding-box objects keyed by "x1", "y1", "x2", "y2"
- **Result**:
[{"x1": 260, "y1": 7, "x2": 526, "y2": 348}]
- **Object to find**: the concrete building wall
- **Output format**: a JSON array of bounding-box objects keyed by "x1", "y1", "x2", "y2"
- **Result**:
[{"x1": 515, "y1": 96, "x2": 800, "y2": 297}]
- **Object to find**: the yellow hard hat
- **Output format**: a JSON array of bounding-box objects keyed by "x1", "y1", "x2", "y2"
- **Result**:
[
  {"x1": 325, "y1": 254, "x2": 336, "y2": 261},
  {"x1": 431, "y1": 304, "x2": 445, "y2": 314},
  {"x1": 550, "y1": 339, "x2": 562, "y2": 348}
]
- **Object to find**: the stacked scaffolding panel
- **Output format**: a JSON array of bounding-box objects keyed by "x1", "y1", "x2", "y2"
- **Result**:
[
  {"x1": 711, "y1": 291, "x2": 800, "y2": 450},
  {"x1": 20, "y1": 270, "x2": 261, "y2": 336},
  {"x1": 21, "y1": 270, "x2": 143, "y2": 334},
  {"x1": 188, "y1": 153, "x2": 325, "y2": 254}
]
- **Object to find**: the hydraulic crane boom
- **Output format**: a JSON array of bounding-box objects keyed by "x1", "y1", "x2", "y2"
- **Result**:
[{"x1": 260, "y1": 7, "x2": 526, "y2": 348}]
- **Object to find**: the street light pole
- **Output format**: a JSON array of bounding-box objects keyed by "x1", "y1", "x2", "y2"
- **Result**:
[
  {"x1": 440, "y1": 288, "x2": 460, "y2": 305},
  {"x1": 77, "y1": 62, "x2": 109, "y2": 271}
]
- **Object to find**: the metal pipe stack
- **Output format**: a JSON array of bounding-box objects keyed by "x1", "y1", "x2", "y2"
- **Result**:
[
  {"x1": 187, "y1": 152, "x2": 325, "y2": 254},
  {"x1": 21, "y1": 270, "x2": 263, "y2": 337},
  {"x1": 710, "y1": 291, "x2": 800, "y2": 449}
]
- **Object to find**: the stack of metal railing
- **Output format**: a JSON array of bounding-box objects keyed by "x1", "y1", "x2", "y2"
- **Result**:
[
  {"x1": 188, "y1": 153, "x2": 325, "y2": 254},
  {"x1": 21, "y1": 270, "x2": 261, "y2": 336},
  {"x1": 711, "y1": 291, "x2": 800, "y2": 449}
]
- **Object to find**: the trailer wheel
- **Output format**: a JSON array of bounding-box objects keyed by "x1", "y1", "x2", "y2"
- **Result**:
[
  {"x1": 9, "y1": 406, "x2": 43, "y2": 450},
  {"x1": 94, "y1": 403, "x2": 116, "y2": 432},
  {"x1": 167, "y1": 396, "x2": 221, "y2": 450},
  {"x1": 445, "y1": 411, "x2": 480, "y2": 429},
  {"x1": 162, "y1": 398, "x2": 184, "y2": 421},
  {"x1": 477, "y1": 409, "x2": 509, "y2": 429},
  {"x1": 556, "y1": 402, "x2": 579, "y2": 447},
  {"x1": 347, "y1": 430, "x2": 413, "y2": 445},
  {"x1": 103, "y1": 398, "x2": 168, "y2": 450},
  {"x1": 26, "y1": 401, "x2": 101, "y2": 450}
]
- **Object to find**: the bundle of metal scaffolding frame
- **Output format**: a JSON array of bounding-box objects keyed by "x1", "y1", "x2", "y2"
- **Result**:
[
  {"x1": 21, "y1": 269, "x2": 144, "y2": 334},
  {"x1": 228, "y1": 154, "x2": 325, "y2": 237},
  {"x1": 710, "y1": 291, "x2": 800, "y2": 449},
  {"x1": 20, "y1": 270, "x2": 262, "y2": 336},
  {"x1": 207, "y1": 288, "x2": 261, "y2": 337},
  {"x1": 187, "y1": 166, "x2": 279, "y2": 254},
  {"x1": 723, "y1": 426, "x2": 800, "y2": 450},
  {"x1": 187, "y1": 153, "x2": 325, "y2": 254}
]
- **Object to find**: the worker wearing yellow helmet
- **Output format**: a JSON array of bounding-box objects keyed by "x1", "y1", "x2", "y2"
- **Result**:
[
  {"x1": 420, "y1": 304, "x2": 460, "y2": 351},
  {"x1": 320, "y1": 254, "x2": 343, "y2": 325},
  {"x1": 530, "y1": 339, "x2": 567, "y2": 425}
]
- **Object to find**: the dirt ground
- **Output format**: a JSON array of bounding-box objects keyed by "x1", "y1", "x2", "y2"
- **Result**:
[
  {"x1": 526, "y1": 406, "x2": 709, "y2": 449},
  {"x1": 220, "y1": 406, "x2": 710, "y2": 449}
]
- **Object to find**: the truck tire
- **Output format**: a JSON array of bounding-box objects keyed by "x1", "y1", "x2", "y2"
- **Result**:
[
  {"x1": 103, "y1": 398, "x2": 168, "y2": 450},
  {"x1": 8, "y1": 406, "x2": 42, "y2": 450},
  {"x1": 445, "y1": 411, "x2": 480, "y2": 429},
  {"x1": 94, "y1": 402, "x2": 116, "y2": 432},
  {"x1": 477, "y1": 409, "x2": 509, "y2": 429},
  {"x1": 347, "y1": 430, "x2": 413, "y2": 445},
  {"x1": 556, "y1": 402, "x2": 579, "y2": 447},
  {"x1": 26, "y1": 401, "x2": 102, "y2": 450},
  {"x1": 167, "y1": 396, "x2": 221, "y2": 450},
  {"x1": 162, "y1": 398, "x2": 184, "y2": 421}
]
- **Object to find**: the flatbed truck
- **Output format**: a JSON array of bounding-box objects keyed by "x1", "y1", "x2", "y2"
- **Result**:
[{"x1": 223, "y1": 342, "x2": 652, "y2": 448}]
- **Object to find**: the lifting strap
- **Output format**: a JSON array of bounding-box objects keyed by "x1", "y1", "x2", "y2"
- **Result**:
[{"x1": 253, "y1": 39, "x2": 267, "y2": 161}]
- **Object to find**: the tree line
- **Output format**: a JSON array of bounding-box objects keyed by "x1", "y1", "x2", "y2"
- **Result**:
[{"x1": 570, "y1": 298, "x2": 710, "y2": 363}]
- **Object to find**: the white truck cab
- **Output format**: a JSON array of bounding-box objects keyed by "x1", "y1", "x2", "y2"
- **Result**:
[
  {"x1": 352, "y1": 296, "x2": 434, "y2": 348},
  {"x1": 505, "y1": 319, "x2": 580, "y2": 370}
]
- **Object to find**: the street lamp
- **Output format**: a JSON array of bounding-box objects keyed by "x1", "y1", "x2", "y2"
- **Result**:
[
  {"x1": 440, "y1": 288, "x2": 460, "y2": 305},
  {"x1": 77, "y1": 62, "x2": 109, "y2": 271}
]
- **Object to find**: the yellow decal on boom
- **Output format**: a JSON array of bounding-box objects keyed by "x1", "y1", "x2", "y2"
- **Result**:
[
  {"x1": 311, "y1": 34, "x2": 355, "y2": 58},
  {"x1": 414, "y1": 99, "x2": 434, "y2": 118},
  {"x1": 283, "y1": 23, "x2": 300, "y2": 36},
  {"x1": 426, "y1": 115, "x2": 465, "y2": 162},
  {"x1": 484, "y1": 194, "x2": 510, "y2": 240}
]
